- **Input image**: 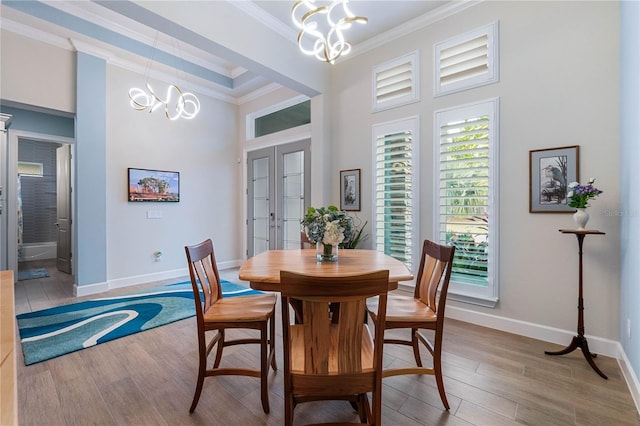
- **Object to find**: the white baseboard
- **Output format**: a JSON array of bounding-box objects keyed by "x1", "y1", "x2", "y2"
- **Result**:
[
  {"x1": 73, "y1": 281, "x2": 109, "y2": 297},
  {"x1": 618, "y1": 344, "x2": 640, "y2": 415},
  {"x1": 446, "y1": 305, "x2": 620, "y2": 357},
  {"x1": 446, "y1": 305, "x2": 640, "y2": 415},
  {"x1": 73, "y1": 259, "x2": 243, "y2": 297}
]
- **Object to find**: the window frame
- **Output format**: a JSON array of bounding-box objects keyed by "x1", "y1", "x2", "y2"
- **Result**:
[
  {"x1": 246, "y1": 94, "x2": 310, "y2": 140},
  {"x1": 434, "y1": 98, "x2": 500, "y2": 307}
]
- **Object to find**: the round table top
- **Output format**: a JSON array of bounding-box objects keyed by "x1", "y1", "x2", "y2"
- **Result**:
[{"x1": 239, "y1": 249, "x2": 414, "y2": 292}]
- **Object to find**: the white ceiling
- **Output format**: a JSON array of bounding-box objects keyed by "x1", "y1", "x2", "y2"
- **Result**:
[
  {"x1": 243, "y1": 0, "x2": 448, "y2": 46},
  {"x1": 0, "y1": 0, "x2": 463, "y2": 104}
]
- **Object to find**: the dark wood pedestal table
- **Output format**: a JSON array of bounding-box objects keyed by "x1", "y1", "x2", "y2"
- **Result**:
[{"x1": 545, "y1": 229, "x2": 607, "y2": 379}]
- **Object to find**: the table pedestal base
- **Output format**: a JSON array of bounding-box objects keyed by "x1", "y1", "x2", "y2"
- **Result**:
[{"x1": 545, "y1": 335, "x2": 608, "y2": 379}]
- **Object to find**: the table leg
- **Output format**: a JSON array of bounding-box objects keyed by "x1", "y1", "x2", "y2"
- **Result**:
[
  {"x1": 545, "y1": 335, "x2": 608, "y2": 379},
  {"x1": 545, "y1": 232, "x2": 608, "y2": 379}
]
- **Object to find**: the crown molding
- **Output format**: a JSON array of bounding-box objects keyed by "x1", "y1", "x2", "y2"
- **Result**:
[
  {"x1": 345, "y1": 0, "x2": 483, "y2": 61},
  {"x1": 227, "y1": 0, "x2": 298, "y2": 44},
  {"x1": 46, "y1": 0, "x2": 239, "y2": 79},
  {"x1": 67, "y1": 38, "x2": 114, "y2": 61},
  {"x1": 237, "y1": 82, "x2": 283, "y2": 105},
  {"x1": 1, "y1": 18, "x2": 72, "y2": 51}
]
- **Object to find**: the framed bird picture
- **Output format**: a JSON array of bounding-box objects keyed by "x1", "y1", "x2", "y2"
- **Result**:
[{"x1": 529, "y1": 146, "x2": 579, "y2": 213}]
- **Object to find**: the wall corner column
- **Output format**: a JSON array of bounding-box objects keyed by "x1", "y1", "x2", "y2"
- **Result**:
[{"x1": 75, "y1": 51, "x2": 107, "y2": 290}]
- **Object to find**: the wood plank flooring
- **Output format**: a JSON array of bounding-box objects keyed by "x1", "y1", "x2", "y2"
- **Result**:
[{"x1": 12, "y1": 260, "x2": 640, "y2": 425}]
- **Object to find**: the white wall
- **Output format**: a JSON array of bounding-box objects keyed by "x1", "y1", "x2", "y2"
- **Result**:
[
  {"x1": 106, "y1": 65, "x2": 241, "y2": 284},
  {"x1": 619, "y1": 0, "x2": 640, "y2": 396},
  {"x1": 0, "y1": 30, "x2": 75, "y2": 113},
  {"x1": 1, "y1": 31, "x2": 243, "y2": 288},
  {"x1": 329, "y1": 1, "x2": 621, "y2": 342}
]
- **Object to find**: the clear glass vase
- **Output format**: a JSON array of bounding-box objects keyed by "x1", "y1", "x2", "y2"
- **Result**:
[{"x1": 316, "y1": 243, "x2": 338, "y2": 262}]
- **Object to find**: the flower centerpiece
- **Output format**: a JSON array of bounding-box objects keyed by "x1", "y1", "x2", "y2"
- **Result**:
[
  {"x1": 301, "y1": 205, "x2": 356, "y2": 261},
  {"x1": 567, "y1": 178, "x2": 603, "y2": 230}
]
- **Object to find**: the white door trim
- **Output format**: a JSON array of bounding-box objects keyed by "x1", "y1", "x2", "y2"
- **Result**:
[{"x1": 7, "y1": 129, "x2": 74, "y2": 280}]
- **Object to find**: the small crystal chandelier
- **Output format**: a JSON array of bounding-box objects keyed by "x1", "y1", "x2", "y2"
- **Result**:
[
  {"x1": 291, "y1": 0, "x2": 367, "y2": 64},
  {"x1": 128, "y1": 34, "x2": 200, "y2": 120}
]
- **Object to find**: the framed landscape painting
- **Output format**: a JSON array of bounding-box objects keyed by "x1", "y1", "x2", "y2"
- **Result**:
[
  {"x1": 128, "y1": 168, "x2": 180, "y2": 202},
  {"x1": 529, "y1": 146, "x2": 579, "y2": 213}
]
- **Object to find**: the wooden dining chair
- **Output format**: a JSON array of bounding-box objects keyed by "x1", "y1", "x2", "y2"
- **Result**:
[
  {"x1": 300, "y1": 230, "x2": 313, "y2": 249},
  {"x1": 279, "y1": 269, "x2": 390, "y2": 426},
  {"x1": 367, "y1": 239, "x2": 455, "y2": 410},
  {"x1": 184, "y1": 239, "x2": 277, "y2": 414}
]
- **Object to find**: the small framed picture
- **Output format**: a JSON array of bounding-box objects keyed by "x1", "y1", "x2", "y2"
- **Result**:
[
  {"x1": 529, "y1": 146, "x2": 579, "y2": 213},
  {"x1": 340, "y1": 169, "x2": 360, "y2": 211}
]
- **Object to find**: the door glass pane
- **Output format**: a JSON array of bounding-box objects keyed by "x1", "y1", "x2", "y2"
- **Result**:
[
  {"x1": 254, "y1": 100, "x2": 310, "y2": 138},
  {"x1": 252, "y1": 157, "x2": 270, "y2": 255},
  {"x1": 282, "y1": 151, "x2": 304, "y2": 248},
  {"x1": 283, "y1": 151, "x2": 303, "y2": 174}
]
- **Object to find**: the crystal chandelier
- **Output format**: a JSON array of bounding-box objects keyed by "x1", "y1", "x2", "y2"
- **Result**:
[{"x1": 291, "y1": 0, "x2": 367, "y2": 64}]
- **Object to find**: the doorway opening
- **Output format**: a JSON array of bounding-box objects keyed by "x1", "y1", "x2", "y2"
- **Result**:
[{"x1": 8, "y1": 131, "x2": 74, "y2": 283}]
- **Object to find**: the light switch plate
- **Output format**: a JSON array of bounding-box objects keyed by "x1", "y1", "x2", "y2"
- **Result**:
[{"x1": 147, "y1": 210, "x2": 163, "y2": 219}]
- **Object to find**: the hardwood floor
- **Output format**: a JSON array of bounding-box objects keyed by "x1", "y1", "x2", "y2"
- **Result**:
[{"x1": 13, "y1": 261, "x2": 640, "y2": 425}]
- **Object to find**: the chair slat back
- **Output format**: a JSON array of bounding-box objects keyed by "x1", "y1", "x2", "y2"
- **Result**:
[
  {"x1": 415, "y1": 240, "x2": 456, "y2": 313},
  {"x1": 300, "y1": 231, "x2": 314, "y2": 249},
  {"x1": 185, "y1": 239, "x2": 223, "y2": 316},
  {"x1": 280, "y1": 270, "x2": 389, "y2": 376}
]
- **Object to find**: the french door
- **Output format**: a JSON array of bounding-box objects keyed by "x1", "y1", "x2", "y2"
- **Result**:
[{"x1": 247, "y1": 140, "x2": 310, "y2": 257}]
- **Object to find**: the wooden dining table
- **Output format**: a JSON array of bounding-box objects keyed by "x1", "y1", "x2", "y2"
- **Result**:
[{"x1": 238, "y1": 248, "x2": 414, "y2": 292}]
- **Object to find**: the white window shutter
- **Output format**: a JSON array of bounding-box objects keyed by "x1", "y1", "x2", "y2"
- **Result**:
[
  {"x1": 434, "y1": 22, "x2": 499, "y2": 97},
  {"x1": 373, "y1": 52, "x2": 419, "y2": 112},
  {"x1": 434, "y1": 99, "x2": 499, "y2": 306},
  {"x1": 373, "y1": 117, "x2": 419, "y2": 272}
]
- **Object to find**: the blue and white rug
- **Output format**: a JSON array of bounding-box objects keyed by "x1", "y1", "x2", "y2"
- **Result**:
[{"x1": 16, "y1": 280, "x2": 261, "y2": 365}]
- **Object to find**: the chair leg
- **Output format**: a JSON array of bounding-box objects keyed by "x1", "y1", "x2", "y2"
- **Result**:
[
  {"x1": 189, "y1": 344, "x2": 207, "y2": 413},
  {"x1": 371, "y1": 389, "x2": 382, "y2": 426},
  {"x1": 357, "y1": 394, "x2": 370, "y2": 423},
  {"x1": 269, "y1": 312, "x2": 277, "y2": 371},
  {"x1": 260, "y1": 322, "x2": 270, "y2": 414},
  {"x1": 434, "y1": 348, "x2": 450, "y2": 410},
  {"x1": 411, "y1": 328, "x2": 423, "y2": 367},
  {"x1": 284, "y1": 389, "x2": 294, "y2": 426},
  {"x1": 213, "y1": 329, "x2": 225, "y2": 368}
]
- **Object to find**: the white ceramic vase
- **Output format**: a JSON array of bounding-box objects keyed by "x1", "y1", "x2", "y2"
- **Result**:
[{"x1": 573, "y1": 208, "x2": 589, "y2": 230}]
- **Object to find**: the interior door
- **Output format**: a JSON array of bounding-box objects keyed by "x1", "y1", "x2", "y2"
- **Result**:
[
  {"x1": 56, "y1": 145, "x2": 72, "y2": 273},
  {"x1": 247, "y1": 140, "x2": 310, "y2": 258}
]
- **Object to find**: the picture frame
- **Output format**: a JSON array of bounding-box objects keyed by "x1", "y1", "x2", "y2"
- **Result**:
[
  {"x1": 128, "y1": 168, "x2": 180, "y2": 202},
  {"x1": 340, "y1": 169, "x2": 361, "y2": 211},
  {"x1": 529, "y1": 146, "x2": 579, "y2": 213}
]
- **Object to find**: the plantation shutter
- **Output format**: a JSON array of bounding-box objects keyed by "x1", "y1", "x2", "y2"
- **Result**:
[
  {"x1": 434, "y1": 22, "x2": 499, "y2": 97},
  {"x1": 375, "y1": 128, "x2": 414, "y2": 270},
  {"x1": 440, "y1": 34, "x2": 489, "y2": 86},
  {"x1": 373, "y1": 52, "x2": 419, "y2": 112},
  {"x1": 437, "y1": 112, "x2": 490, "y2": 287}
]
